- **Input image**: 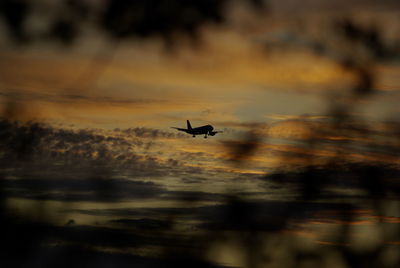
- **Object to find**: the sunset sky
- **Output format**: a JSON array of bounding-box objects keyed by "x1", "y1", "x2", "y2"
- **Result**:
[{"x1": 1, "y1": 1, "x2": 400, "y2": 267}]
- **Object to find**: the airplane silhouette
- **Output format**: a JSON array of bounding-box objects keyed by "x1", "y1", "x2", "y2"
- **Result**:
[{"x1": 171, "y1": 120, "x2": 222, "y2": 138}]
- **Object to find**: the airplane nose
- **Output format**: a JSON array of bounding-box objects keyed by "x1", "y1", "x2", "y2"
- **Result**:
[{"x1": 210, "y1": 126, "x2": 214, "y2": 131}]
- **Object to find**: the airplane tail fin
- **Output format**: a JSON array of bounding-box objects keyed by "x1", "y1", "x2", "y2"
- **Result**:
[{"x1": 187, "y1": 120, "x2": 192, "y2": 130}]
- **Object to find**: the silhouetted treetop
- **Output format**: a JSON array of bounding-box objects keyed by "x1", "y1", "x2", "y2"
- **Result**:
[{"x1": 0, "y1": 0, "x2": 267, "y2": 45}]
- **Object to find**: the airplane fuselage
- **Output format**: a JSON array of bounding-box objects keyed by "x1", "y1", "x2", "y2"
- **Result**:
[
  {"x1": 172, "y1": 120, "x2": 221, "y2": 138},
  {"x1": 185, "y1": 125, "x2": 213, "y2": 135}
]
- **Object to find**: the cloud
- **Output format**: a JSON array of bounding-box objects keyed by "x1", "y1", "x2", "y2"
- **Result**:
[
  {"x1": 0, "y1": 90, "x2": 163, "y2": 107},
  {"x1": 119, "y1": 127, "x2": 187, "y2": 139},
  {"x1": 1, "y1": 120, "x2": 265, "y2": 204},
  {"x1": 0, "y1": 119, "x2": 185, "y2": 160},
  {"x1": 3, "y1": 176, "x2": 166, "y2": 202},
  {"x1": 69, "y1": 199, "x2": 371, "y2": 232},
  {"x1": 0, "y1": 221, "x2": 231, "y2": 268},
  {"x1": 0, "y1": 120, "x2": 213, "y2": 188},
  {"x1": 265, "y1": 114, "x2": 329, "y2": 121},
  {"x1": 267, "y1": 120, "x2": 314, "y2": 140},
  {"x1": 109, "y1": 218, "x2": 172, "y2": 230}
]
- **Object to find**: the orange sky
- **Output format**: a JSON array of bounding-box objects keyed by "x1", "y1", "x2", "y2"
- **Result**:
[
  {"x1": 1, "y1": 0, "x2": 400, "y2": 176},
  {"x1": 2, "y1": 4, "x2": 400, "y2": 267}
]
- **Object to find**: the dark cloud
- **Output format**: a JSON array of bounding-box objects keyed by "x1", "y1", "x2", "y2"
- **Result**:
[
  {"x1": 109, "y1": 218, "x2": 172, "y2": 230},
  {"x1": 0, "y1": 90, "x2": 163, "y2": 106},
  {"x1": 162, "y1": 191, "x2": 228, "y2": 203},
  {"x1": 0, "y1": 120, "x2": 208, "y2": 202},
  {"x1": 0, "y1": 119, "x2": 184, "y2": 164},
  {"x1": 265, "y1": 163, "x2": 400, "y2": 200},
  {"x1": 69, "y1": 199, "x2": 362, "y2": 232},
  {"x1": 180, "y1": 177, "x2": 206, "y2": 184},
  {"x1": 1, "y1": 166, "x2": 234, "y2": 203},
  {"x1": 3, "y1": 176, "x2": 166, "y2": 202},
  {"x1": 1, "y1": 220, "x2": 230, "y2": 268},
  {"x1": 120, "y1": 127, "x2": 187, "y2": 139},
  {"x1": 0, "y1": 118, "x2": 233, "y2": 202}
]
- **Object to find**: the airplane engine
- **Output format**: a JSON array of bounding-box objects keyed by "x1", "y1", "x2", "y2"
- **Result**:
[{"x1": 209, "y1": 131, "x2": 217, "y2": 136}]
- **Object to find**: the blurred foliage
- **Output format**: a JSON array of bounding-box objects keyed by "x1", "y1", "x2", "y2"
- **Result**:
[
  {"x1": 1, "y1": 0, "x2": 400, "y2": 267},
  {"x1": 0, "y1": 0, "x2": 266, "y2": 46}
]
